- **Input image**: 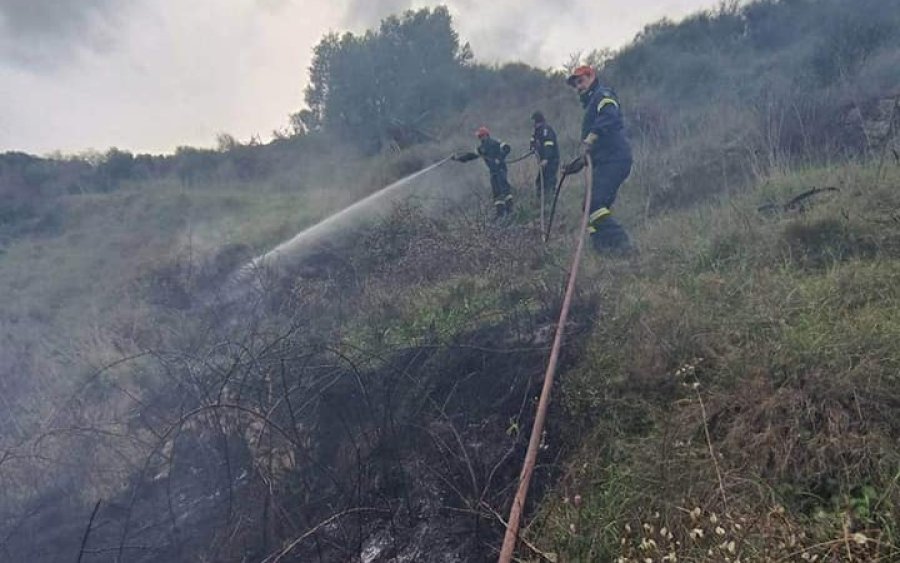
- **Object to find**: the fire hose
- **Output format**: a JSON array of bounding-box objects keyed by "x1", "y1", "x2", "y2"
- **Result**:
[
  {"x1": 538, "y1": 155, "x2": 545, "y2": 235},
  {"x1": 451, "y1": 149, "x2": 534, "y2": 164},
  {"x1": 497, "y1": 154, "x2": 594, "y2": 563},
  {"x1": 453, "y1": 149, "x2": 580, "y2": 241},
  {"x1": 507, "y1": 149, "x2": 536, "y2": 164},
  {"x1": 543, "y1": 155, "x2": 585, "y2": 242}
]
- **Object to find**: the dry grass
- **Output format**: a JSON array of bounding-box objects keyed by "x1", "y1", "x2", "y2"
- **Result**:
[{"x1": 523, "y1": 161, "x2": 900, "y2": 561}]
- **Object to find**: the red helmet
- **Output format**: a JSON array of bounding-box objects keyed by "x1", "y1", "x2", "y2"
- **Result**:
[
  {"x1": 475, "y1": 126, "x2": 490, "y2": 139},
  {"x1": 566, "y1": 65, "x2": 596, "y2": 86}
]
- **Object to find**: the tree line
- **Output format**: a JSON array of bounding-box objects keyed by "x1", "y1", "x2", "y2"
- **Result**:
[{"x1": 297, "y1": 6, "x2": 473, "y2": 152}]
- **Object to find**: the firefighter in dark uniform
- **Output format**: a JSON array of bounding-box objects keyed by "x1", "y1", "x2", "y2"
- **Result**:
[
  {"x1": 529, "y1": 111, "x2": 559, "y2": 199},
  {"x1": 566, "y1": 65, "x2": 633, "y2": 254},
  {"x1": 475, "y1": 126, "x2": 514, "y2": 219}
]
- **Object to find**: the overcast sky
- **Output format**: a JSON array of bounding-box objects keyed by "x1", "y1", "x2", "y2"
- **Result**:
[{"x1": 0, "y1": 0, "x2": 720, "y2": 156}]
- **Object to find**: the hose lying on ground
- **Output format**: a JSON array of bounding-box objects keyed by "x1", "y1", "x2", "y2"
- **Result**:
[{"x1": 497, "y1": 154, "x2": 594, "y2": 563}]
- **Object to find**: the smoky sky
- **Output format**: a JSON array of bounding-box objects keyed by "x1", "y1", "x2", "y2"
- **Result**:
[
  {"x1": 0, "y1": 0, "x2": 137, "y2": 68},
  {"x1": 0, "y1": 0, "x2": 718, "y2": 155},
  {"x1": 339, "y1": 0, "x2": 575, "y2": 64},
  {"x1": 337, "y1": 0, "x2": 690, "y2": 67},
  {"x1": 341, "y1": 0, "x2": 416, "y2": 27}
]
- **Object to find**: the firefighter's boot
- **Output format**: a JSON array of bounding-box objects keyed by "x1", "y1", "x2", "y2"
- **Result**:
[{"x1": 494, "y1": 201, "x2": 506, "y2": 221}]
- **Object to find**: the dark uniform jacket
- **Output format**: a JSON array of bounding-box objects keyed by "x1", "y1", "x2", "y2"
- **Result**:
[
  {"x1": 530, "y1": 123, "x2": 559, "y2": 163},
  {"x1": 579, "y1": 80, "x2": 632, "y2": 164},
  {"x1": 477, "y1": 137, "x2": 511, "y2": 173}
]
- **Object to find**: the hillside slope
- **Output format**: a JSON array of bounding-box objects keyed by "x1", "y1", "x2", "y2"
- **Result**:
[{"x1": 2, "y1": 1, "x2": 900, "y2": 561}]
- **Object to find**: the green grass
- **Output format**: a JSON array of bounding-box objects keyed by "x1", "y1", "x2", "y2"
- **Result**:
[
  {"x1": 525, "y1": 161, "x2": 900, "y2": 561},
  {"x1": 3, "y1": 96, "x2": 900, "y2": 563},
  {"x1": 0, "y1": 177, "x2": 351, "y2": 329}
]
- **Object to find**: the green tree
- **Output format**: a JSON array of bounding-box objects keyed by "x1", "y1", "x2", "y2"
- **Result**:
[{"x1": 302, "y1": 7, "x2": 469, "y2": 151}]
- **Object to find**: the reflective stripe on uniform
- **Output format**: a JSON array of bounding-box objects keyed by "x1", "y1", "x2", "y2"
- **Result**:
[
  {"x1": 495, "y1": 200, "x2": 506, "y2": 206},
  {"x1": 543, "y1": 141, "x2": 555, "y2": 146},
  {"x1": 504, "y1": 194, "x2": 513, "y2": 202},
  {"x1": 588, "y1": 207, "x2": 611, "y2": 229},
  {"x1": 597, "y1": 98, "x2": 618, "y2": 112}
]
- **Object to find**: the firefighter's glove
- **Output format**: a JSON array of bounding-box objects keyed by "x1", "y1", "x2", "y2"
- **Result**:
[
  {"x1": 540, "y1": 159, "x2": 548, "y2": 167},
  {"x1": 562, "y1": 156, "x2": 586, "y2": 175},
  {"x1": 581, "y1": 132, "x2": 598, "y2": 153}
]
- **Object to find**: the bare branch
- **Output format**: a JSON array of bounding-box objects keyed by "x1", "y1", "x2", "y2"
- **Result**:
[
  {"x1": 76, "y1": 500, "x2": 102, "y2": 563},
  {"x1": 260, "y1": 507, "x2": 388, "y2": 563}
]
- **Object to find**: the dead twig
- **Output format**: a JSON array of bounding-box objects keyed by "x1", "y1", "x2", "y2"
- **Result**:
[
  {"x1": 694, "y1": 382, "x2": 728, "y2": 514},
  {"x1": 482, "y1": 501, "x2": 557, "y2": 562},
  {"x1": 757, "y1": 187, "x2": 839, "y2": 215},
  {"x1": 260, "y1": 507, "x2": 388, "y2": 563},
  {"x1": 76, "y1": 500, "x2": 102, "y2": 563}
]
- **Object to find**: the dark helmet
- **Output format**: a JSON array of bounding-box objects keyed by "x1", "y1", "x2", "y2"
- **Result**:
[{"x1": 531, "y1": 111, "x2": 545, "y2": 124}]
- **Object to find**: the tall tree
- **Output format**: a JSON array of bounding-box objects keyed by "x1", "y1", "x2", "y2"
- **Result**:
[{"x1": 302, "y1": 7, "x2": 470, "y2": 150}]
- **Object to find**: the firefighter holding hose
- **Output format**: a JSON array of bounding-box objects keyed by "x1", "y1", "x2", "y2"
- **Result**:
[
  {"x1": 474, "y1": 126, "x2": 514, "y2": 220},
  {"x1": 566, "y1": 65, "x2": 633, "y2": 255}
]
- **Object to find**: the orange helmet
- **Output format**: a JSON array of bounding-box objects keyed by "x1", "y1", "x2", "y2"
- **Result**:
[
  {"x1": 475, "y1": 126, "x2": 490, "y2": 139},
  {"x1": 566, "y1": 65, "x2": 596, "y2": 86}
]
